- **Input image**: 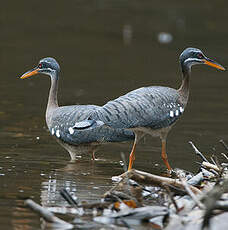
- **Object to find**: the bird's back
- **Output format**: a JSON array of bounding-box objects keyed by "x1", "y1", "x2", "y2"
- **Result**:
[
  {"x1": 48, "y1": 104, "x2": 134, "y2": 145},
  {"x1": 93, "y1": 86, "x2": 185, "y2": 130}
]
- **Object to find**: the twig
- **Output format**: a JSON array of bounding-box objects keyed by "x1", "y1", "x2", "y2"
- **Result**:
[
  {"x1": 189, "y1": 141, "x2": 209, "y2": 162},
  {"x1": 221, "y1": 153, "x2": 228, "y2": 161},
  {"x1": 210, "y1": 156, "x2": 217, "y2": 166},
  {"x1": 219, "y1": 139, "x2": 228, "y2": 151}
]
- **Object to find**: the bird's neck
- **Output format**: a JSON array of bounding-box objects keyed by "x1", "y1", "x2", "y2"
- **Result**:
[
  {"x1": 178, "y1": 68, "x2": 190, "y2": 105},
  {"x1": 46, "y1": 73, "x2": 59, "y2": 127}
]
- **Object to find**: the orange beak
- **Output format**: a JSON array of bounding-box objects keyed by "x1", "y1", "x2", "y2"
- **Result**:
[
  {"x1": 20, "y1": 68, "x2": 39, "y2": 79},
  {"x1": 203, "y1": 58, "x2": 225, "y2": 71}
]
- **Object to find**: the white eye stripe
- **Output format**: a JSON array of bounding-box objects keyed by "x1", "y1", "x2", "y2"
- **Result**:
[{"x1": 185, "y1": 57, "x2": 199, "y2": 63}]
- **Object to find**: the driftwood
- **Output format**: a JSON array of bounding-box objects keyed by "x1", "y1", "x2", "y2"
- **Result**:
[{"x1": 120, "y1": 169, "x2": 201, "y2": 194}]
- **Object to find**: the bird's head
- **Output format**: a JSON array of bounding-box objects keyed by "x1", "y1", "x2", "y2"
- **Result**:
[
  {"x1": 179, "y1": 47, "x2": 225, "y2": 72},
  {"x1": 20, "y1": 57, "x2": 60, "y2": 79}
]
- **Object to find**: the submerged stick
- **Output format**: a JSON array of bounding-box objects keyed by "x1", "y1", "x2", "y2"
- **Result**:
[
  {"x1": 60, "y1": 189, "x2": 78, "y2": 207},
  {"x1": 120, "y1": 169, "x2": 201, "y2": 194},
  {"x1": 24, "y1": 199, "x2": 73, "y2": 227}
]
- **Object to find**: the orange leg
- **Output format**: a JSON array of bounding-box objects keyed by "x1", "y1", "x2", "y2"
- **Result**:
[
  {"x1": 128, "y1": 135, "x2": 138, "y2": 171},
  {"x1": 161, "y1": 139, "x2": 172, "y2": 171}
]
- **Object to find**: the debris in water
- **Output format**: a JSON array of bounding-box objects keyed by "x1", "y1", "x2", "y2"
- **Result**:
[{"x1": 24, "y1": 140, "x2": 228, "y2": 229}]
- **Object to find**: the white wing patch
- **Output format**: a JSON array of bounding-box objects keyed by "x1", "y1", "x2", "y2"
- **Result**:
[
  {"x1": 56, "y1": 130, "x2": 60, "y2": 138},
  {"x1": 169, "y1": 105, "x2": 184, "y2": 118},
  {"x1": 169, "y1": 111, "x2": 174, "y2": 117},
  {"x1": 68, "y1": 127, "x2": 74, "y2": 135},
  {"x1": 51, "y1": 128, "x2": 55, "y2": 135}
]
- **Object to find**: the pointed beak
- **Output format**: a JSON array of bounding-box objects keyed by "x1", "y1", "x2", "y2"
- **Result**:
[
  {"x1": 203, "y1": 57, "x2": 225, "y2": 71},
  {"x1": 20, "y1": 67, "x2": 40, "y2": 79}
]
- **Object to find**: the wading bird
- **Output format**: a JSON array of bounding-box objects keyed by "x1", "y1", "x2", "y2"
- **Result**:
[
  {"x1": 92, "y1": 48, "x2": 225, "y2": 171},
  {"x1": 20, "y1": 58, "x2": 134, "y2": 160}
]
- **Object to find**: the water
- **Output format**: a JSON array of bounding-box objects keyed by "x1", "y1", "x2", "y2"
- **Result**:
[{"x1": 0, "y1": 0, "x2": 228, "y2": 229}]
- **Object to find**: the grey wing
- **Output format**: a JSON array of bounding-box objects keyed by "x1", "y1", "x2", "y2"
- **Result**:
[
  {"x1": 49, "y1": 105, "x2": 134, "y2": 145},
  {"x1": 92, "y1": 86, "x2": 185, "y2": 130}
]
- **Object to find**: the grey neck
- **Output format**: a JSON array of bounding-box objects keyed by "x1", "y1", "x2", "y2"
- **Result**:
[
  {"x1": 46, "y1": 72, "x2": 59, "y2": 127},
  {"x1": 178, "y1": 66, "x2": 191, "y2": 105}
]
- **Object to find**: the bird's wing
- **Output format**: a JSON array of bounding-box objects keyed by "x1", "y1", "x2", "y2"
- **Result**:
[
  {"x1": 92, "y1": 86, "x2": 185, "y2": 130},
  {"x1": 49, "y1": 105, "x2": 134, "y2": 145}
]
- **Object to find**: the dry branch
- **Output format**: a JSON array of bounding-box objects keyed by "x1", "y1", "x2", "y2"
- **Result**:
[
  {"x1": 120, "y1": 169, "x2": 201, "y2": 194},
  {"x1": 189, "y1": 141, "x2": 209, "y2": 162}
]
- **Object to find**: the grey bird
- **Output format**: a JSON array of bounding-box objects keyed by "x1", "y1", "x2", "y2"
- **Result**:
[
  {"x1": 20, "y1": 58, "x2": 134, "y2": 160},
  {"x1": 91, "y1": 48, "x2": 225, "y2": 171}
]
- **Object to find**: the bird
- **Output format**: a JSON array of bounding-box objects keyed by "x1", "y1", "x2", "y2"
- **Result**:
[
  {"x1": 91, "y1": 47, "x2": 225, "y2": 171},
  {"x1": 20, "y1": 57, "x2": 134, "y2": 160}
]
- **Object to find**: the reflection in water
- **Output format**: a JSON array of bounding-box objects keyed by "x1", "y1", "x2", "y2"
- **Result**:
[
  {"x1": 41, "y1": 172, "x2": 78, "y2": 211},
  {"x1": 40, "y1": 161, "x2": 115, "y2": 214}
]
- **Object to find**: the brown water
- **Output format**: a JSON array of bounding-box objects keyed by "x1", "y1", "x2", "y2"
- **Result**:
[{"x1": 0, "y1": 0, "x2": 228, "y2": 229}]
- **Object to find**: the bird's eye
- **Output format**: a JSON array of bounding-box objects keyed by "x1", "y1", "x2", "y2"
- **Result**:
[
  {"x1": 197, "y1": 53, "x2": 203, "y2": 59},
  {"x1": 38, "y1": 63, "x2": 42, "y2": 68}
]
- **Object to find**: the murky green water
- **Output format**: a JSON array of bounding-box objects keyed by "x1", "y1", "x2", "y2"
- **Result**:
[{"x1": 0, "y1": 0, "x2": 228, "y2": 229}]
